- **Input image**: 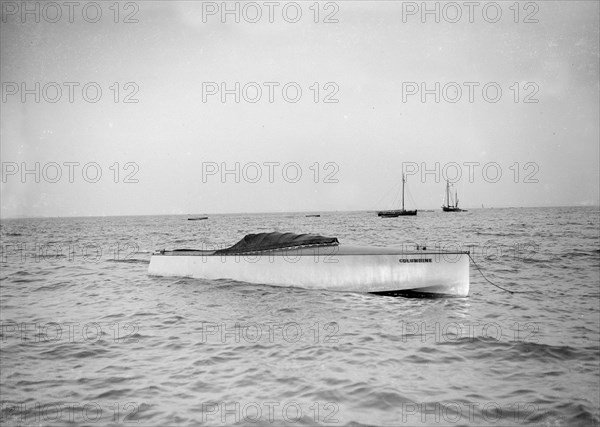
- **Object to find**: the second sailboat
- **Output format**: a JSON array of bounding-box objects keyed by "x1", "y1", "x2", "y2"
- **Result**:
[{"x1": 378, "y1": 174, "x2": 417, "y2": 217}]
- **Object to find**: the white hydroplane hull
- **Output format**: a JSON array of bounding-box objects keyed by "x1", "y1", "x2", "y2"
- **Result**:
[{"x1": 149, "y1": 245, "x2": 470, "y2": 297}]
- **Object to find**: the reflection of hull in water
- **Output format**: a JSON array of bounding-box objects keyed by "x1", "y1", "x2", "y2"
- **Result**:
[
  {"x1": 378, "y1": 210, "x2": 418, "y2": 217},
  {"x1": 149, "y1": 245, "x2": 470, "y2": 297}
]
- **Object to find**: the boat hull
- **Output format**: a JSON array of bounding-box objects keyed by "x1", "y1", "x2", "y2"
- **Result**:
[
  {"x1": 148, "y1": 246, "x2": 469, "y2": 297},
  {"x1": 377, "y1": 210, "x2": 418, "y2": 217}
]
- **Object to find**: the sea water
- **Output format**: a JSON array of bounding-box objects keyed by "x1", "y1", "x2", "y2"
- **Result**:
[{"x1": 1, "y1": 207, "x2": 598, "y2": 426}]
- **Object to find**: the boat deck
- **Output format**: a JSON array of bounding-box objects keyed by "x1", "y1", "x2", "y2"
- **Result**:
[{"x1": 155, "y1": 245, "x2": 470, "y2": 257}]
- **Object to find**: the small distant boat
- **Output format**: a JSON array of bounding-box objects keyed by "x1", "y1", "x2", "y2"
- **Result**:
[
  {"x1": 378, "y1": 174, "x2": 417, "y2": 217},
  {"x1": 305, "y1": 214, "x2": 321, "y2": 218},
  {"x1": 148, "y1": 232, "x2": 470, "y2": 297},
  {"x1": 442, "y1": 180, "x2": 466, "y2": 212},
  {"x1": 188, "y1": 217, "x2": 208, "y2": 221}
]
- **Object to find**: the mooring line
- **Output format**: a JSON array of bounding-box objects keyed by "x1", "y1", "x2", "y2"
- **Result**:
[{"x1": 468, "y1": 253, "x2": 529, "y2": 294}]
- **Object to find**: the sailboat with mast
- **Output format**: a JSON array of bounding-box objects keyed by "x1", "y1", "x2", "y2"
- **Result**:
[
  {"x1": 442, "y1": 179, "x2": 465, "y2": 212},
  {"x1": 378, "y1": 174, "x2": 417, "y2": 217}
]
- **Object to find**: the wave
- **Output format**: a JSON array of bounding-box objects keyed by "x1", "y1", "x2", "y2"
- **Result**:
[{"x1": 438, "y1": 337, "x2": 600, "y2": 363}]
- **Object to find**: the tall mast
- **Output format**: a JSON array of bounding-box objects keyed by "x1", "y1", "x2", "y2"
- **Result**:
[
  {"x1": 402, "y1": 173, "x2": 405, "y2": 211},
  {"x1": 446, "y1": 180, "x2": 450, "y2": 208}
]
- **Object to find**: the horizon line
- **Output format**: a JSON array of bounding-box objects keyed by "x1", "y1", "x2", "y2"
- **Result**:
[{"x1": 1, "y1": 204, "x2": 599, "y2": 220}]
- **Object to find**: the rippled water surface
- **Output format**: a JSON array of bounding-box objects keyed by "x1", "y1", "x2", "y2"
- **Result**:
[{"x1": 1, "y1": 207, "x2": 599, "y2": 426}]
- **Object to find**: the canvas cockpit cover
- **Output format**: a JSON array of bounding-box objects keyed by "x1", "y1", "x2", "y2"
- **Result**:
[{"x1": 215, "y1": 232, "x2": 339, "y2": 254}]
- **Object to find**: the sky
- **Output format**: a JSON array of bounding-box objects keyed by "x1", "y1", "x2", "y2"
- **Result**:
[{"x1": 1, "y1": 1, "x2": 599, "y2": 217}]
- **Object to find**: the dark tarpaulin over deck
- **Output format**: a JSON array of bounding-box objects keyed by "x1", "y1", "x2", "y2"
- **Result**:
[{"x1": 215, "y1": 232, "x2": 339, "y2": 254}]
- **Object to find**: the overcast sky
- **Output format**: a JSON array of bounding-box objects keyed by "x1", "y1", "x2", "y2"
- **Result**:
[{"x1": 1, "y1": 1, "x2": 598, "y2": 217}]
